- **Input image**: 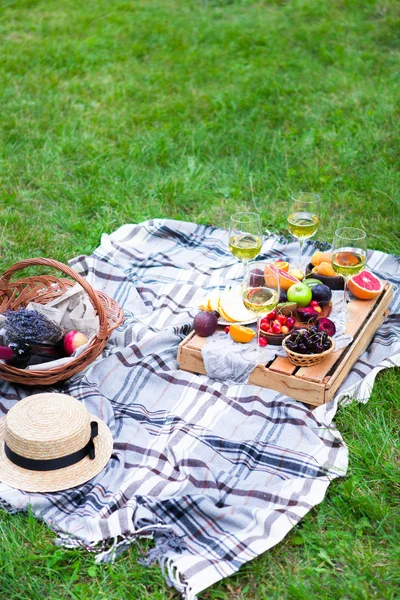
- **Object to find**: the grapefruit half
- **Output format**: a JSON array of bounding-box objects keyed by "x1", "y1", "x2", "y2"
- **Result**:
[
  {"x1": 264, "y1": 265, "x2": 300, "y2": 291},
  {"x1": 347, "y1": 270, "x2": 383, "y2": 300}
]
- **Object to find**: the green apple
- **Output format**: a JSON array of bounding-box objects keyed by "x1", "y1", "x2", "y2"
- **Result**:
[{"x1": 287, "y1": 282, "x2": 312, "y2": 307}]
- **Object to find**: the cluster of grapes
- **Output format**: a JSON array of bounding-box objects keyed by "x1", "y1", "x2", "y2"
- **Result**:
[{"x1": 285, "y1": 327, "x2": 332, "y2": 355}]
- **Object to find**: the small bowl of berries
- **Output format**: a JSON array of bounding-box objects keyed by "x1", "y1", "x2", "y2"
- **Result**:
[
  {"x1": 259, "y1": 309, "x2": 297, "y2": 346},
  {"x1": 282, "y1": 326, "x2": 335, "y2": 367}
]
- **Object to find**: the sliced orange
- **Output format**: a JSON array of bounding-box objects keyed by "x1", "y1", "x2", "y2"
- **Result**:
[
  {"x1": 230, "y1": 324, "x2": 256, "y2": 343},
  {"x1": 264, "y1": 265, "x2": 300, "y2": 291},
  {"x1": 274, "y1": 260, "x2": 290, "y2": 272},
  {"x1": 347, "y1": 270, "x2": 383, "y2": 300}
]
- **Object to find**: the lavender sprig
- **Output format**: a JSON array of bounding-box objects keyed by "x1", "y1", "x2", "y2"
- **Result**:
[{"x1": 4, "y1": 309, "x2": 63, "y2": 345}]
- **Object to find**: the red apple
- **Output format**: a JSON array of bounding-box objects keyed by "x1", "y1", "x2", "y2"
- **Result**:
[{"x1": 63, "y1": 330, "x2": 88, "y2": 356}]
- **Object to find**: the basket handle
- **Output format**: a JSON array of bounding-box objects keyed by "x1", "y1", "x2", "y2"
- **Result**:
[{"x1": 0, "y1": 258, "x2": 109, "y2": 340}]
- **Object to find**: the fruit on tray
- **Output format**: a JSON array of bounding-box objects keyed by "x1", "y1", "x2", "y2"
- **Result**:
[
  {"x1": 193, "y1": 311, "x2": 218, "y2": 337},
  {"x1": 279, "y1": 289, "x2": 287, "y2": 303},
  {"x1": 230, "y1": 324, "x2": 256, "y2": 343},
  {"x1": 311, "y1": 250, "x2": 332, "y2": 267},
  {"x1": 249, "y1": 268, "x2": 265, "y2": 287},
  {"x1": 296, "y1": 307, "x2": 319, "y2": 323},
  {"x1": 198, "y1": 284, "x2": 254, "y2": 322},
  {"x1": 284, "y1": 327, "x2": 333, "y2": 355},
  {"x1": 287, "y1": 282, "x2": 312, "y2": 307},
  {"x1": 198, "y1": 288, "x2": 220, "y2": 312},
  {"x1": 347, "y1": 270, "x2": 383, "y2": 300},
  {"x1": 219, "y1": 285, "x2": 255, "y2": 322},
  {"x1": 289, "y1": 268, "x2": 304, "y2": 281},
  {"x1": 312, "y1": 261, "x2": 336, "y2": 277},
  {"x1": 259, "y1": 309, "x2": 296, "y2": 336},
  {"x1": 264, "y1": 265, "x2": 300, "y2": 291},
  {"x1": 311, "y1": 283, "x2": 332, "y2": 305},
  {"x1": 317, "y1": 318, "x2": 336, "y2": 336},
  {"x1": 303, "y1": 277, "x2": 324, "y2": 288},
  {"x1": 63, "y1": 330, "x2": 89, "y2": 356},
  {"x1": 274, "y1": 260, "x2": 290, "y2": 272},
  {"x1": 276, "y1": 301, "x2": 297, "y2": 315}
]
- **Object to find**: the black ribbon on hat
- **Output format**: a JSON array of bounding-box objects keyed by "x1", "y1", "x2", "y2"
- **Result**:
[{"x1": 4, "y1": 421, "x2": 99, "y2": 472}]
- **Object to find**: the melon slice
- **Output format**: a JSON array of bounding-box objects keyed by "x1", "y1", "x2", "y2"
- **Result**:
[
  {"x1": 220, "y1": 285, "x2": 255, "y2": 322},
  {"x1": 207, "y1": 287, "x2": 220, "y2": 312}
]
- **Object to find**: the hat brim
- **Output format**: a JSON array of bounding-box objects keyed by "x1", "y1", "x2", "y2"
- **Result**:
[{"x1": 0, "y1": 415, "x2": 113, "y2": 493}]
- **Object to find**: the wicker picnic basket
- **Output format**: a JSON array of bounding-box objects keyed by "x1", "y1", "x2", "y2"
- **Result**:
[{"x1": 0, "y1": 258, "x2": 124, "y2": 385}]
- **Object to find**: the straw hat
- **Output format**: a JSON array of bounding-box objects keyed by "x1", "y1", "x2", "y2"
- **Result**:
[{"x1": 0, "y1": 393, "x2": 113, "y2": 493}]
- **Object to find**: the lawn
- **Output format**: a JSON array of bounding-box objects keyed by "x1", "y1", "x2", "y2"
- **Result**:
[{"x1": 0, "y1": 0, "x2": 399, "y2": 598}]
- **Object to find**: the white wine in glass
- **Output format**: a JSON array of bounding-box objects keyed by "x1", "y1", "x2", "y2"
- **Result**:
[
  {"x1": 331, "y1": 227, "x2": 367, "y2": 323},
  {"x1": 229, "y1": 212, "x2": 262, "y2": 269},
  {"x1": 288, "y1": 193, "x2": 321, "y2": 268},
  {"x1": 242, "y1": 262, "x2": 280, "y2": 351}
]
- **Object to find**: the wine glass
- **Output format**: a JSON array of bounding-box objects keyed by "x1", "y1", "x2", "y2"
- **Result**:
[
  {"x1": 229, "y1": 212, "x2": 262, "y2": 275},
  {"x1": 287, "y1": 193, "x2": 321, "y2": 268},
  {"x1": 331, "y1": 227, "x2": 367, "y2": 323},
  {"x1": 242, "y1": 261, "x2": 280, "y2": 351}
]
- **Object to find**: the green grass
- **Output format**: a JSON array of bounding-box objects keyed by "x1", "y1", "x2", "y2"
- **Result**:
[{"x1": 0, "y1": 0, "x2": 399, "y2": 598}]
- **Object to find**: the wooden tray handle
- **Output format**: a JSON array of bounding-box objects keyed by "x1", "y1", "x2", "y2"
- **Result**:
[{"x1": 0, "y1": 258, "x2": 109, "y2": 341}]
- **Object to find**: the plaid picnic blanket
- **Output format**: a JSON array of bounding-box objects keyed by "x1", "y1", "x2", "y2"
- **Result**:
[{"x1": 0, "y1": 219, "x2": 399, "y2": 599}]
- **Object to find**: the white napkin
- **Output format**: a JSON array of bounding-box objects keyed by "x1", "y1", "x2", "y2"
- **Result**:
[
  {"x1": 202, "y1": 331, "x2": 285, "y2": 384},
  {"x1": 328, "y1": 291, "x2": 353, "y2": 350}
]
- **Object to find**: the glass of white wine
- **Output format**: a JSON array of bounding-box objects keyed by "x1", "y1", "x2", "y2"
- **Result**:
[
  {"x1": 229, "y1": 212, "x2": 263, "y2": 274},
  {"x1": 242, "y1": 261, "x2": 280, "y2": 351},
  {"x1": 331, "y1": 227, "x2": 367, "y2": 323},
  {"x1": 287, "y1": 193, "x2": 321, "y2": 268}
]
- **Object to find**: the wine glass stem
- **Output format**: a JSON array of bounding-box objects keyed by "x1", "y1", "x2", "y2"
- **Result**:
[
  {"x1": 343, "y1": 277, "x2": 349, "y2": 323},
  {"x1": 242, "y1": 259, "x2": 248, "y2": 279},
  {"x1": 256, "y1": 316, "x2": 261, "y2": 361},
  {"x1": 298, "y1": 239, "x2": 304, "y2": 269}
]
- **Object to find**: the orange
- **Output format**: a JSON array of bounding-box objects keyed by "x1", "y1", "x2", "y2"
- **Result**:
[
  {"x1": 264, "y1": 265, "x2": 300, "y2": 291},
  {"x1": 313, "y1": 262, "x2": 336, "y2": 277},
  {"x1": 230, "y1": 324, "x2": 256, "y2": 343},
  {"x1": 274, "y1": 261, "x2": 290, "y2": 272},
  {"x1": 347, "y1": 270, "x2": 383, "y2": 300}
]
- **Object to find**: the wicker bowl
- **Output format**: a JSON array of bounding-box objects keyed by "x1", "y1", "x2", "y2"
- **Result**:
[
  {"x1": 282, "y1": 333, "x2": 335, "y2": 367},
  {"x1": 0, "y1": 258, "x2": 124, "y2": 385}
]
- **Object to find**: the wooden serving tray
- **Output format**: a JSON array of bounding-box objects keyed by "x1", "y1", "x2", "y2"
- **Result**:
[{"x1": 177, "y1": 284, "x2": 393, "y2": 407}]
